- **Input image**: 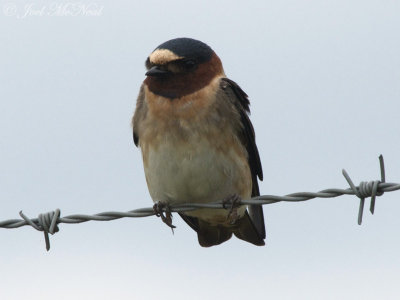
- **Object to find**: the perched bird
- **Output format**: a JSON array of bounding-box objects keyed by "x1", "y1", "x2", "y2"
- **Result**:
[{"x1": 132, "y1": 38, "x2": 265, "y2": 246}]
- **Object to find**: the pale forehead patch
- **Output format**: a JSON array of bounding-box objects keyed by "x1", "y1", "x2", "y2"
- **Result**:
[{"x1": 149, "y1": 49, "x2": 183, "y2": 65}]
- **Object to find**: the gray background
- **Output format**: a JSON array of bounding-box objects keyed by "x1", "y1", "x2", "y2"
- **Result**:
[{"x1": 1, "y1": 0, "x2": 399, "y2": 299}]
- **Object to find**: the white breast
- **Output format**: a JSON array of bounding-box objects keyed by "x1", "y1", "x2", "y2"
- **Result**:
[{"x1": 143, "y1": 135, "x2": 246, "y2": 205}]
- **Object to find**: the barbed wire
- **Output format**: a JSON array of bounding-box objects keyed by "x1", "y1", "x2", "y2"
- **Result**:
[{"x1": 1, "y1": 155, "x2": 399, "y2": 251}]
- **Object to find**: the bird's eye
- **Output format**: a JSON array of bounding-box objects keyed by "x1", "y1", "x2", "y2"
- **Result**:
[{"x1": 184, "y1": 59, "x2": 196, "y2": 70}]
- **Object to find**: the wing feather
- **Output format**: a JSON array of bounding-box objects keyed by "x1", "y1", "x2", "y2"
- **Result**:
[
  {"x1": 132, "y1": 85, "x2": 146, "y2": 147},
  {"x1": 220, "y1": 78, "x2": 265, "y2": 239}
]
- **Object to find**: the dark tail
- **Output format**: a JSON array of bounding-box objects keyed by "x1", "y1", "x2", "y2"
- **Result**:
[
  {"x1": 232, "y1": 211, "x2": 265, "y2": 246},
  {"x1": 179, "y1": 211, "x2": 265, "y2": 247}
]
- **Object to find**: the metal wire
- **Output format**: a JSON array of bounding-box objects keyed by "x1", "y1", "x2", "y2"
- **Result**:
[{"x1": 1, "y1": 155, "x2": 399, "y2": 251}]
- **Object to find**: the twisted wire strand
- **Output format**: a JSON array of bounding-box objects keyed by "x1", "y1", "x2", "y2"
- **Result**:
[{"x1": 1, "y1": 155, "x2": 399, "y2": 251}]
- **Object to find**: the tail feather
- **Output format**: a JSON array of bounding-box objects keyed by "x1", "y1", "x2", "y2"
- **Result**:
[
  {"x1": 248, "y1": 204, "x2": 266, "y2": 239},
  {"x1": 233, "y1": 211, "x2": 265, "y2": 246},
  {"x1": 179, "y1": 211, "x2": 265, "y2": 247},
  {"x1": 197, "y1": 220, "x2": 233, "y2": 247}
]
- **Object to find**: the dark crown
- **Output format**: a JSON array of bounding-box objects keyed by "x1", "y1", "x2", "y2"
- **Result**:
[{"x1": 155, "y1": 38, "x2": 214, "y2": 63}]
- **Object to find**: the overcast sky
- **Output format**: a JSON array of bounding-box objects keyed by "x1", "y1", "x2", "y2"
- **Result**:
[{"x1": 1, "y1": 0, "x2": 399, "y2": 299}]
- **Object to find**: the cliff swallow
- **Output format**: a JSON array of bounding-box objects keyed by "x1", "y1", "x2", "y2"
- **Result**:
[{"x1": 132, "y1": 38, "x2": 265, "y2": 246}]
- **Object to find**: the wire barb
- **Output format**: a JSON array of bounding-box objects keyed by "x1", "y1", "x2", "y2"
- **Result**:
[
  {"x1": 1, "y1": 155, "x2": 399, "y2": 251},
  {"x1": 342, "y1": 155, "x2": 386, "y2": 225},
  {"x1": 371, "y1": 155, "x2": 386, "y2": 214},
  {"x1": 18, "y1": 209, "x2": 60, "y2": 251}
]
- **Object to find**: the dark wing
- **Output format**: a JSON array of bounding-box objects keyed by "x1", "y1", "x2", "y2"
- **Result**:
[
  {"x1": 220, "y1": 77, "x2": 265, "y2": 239},
  {"x1": 133, "y1": 132, "x2": 139, "y2": 146},
  {"x1": 180, "y1": 78, "x2": 266, "y2": 244},
  {"x1": 132, "y1": 85, "x2": 146, "y2": 147}
]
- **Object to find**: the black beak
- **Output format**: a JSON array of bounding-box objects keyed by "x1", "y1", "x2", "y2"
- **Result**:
[{"x1": 145, "y1": 66, "x2": 170, "y2": 77}]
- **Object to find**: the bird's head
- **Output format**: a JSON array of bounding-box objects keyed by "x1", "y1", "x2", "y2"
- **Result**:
[{"x1": 144, "y1": 38, "x2": 224, "y2": 99}]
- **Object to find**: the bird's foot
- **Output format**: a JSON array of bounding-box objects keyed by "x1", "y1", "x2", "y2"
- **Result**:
[
  {"x1": 153, "y1": 201, "x2": 176, "y2": 232},
  {"x1": 222, "y1": 194, "x2": 242, "y2": 225}
]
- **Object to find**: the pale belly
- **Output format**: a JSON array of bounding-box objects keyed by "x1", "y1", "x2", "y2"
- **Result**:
[{"x1": 141, "y1": 136, "x2": 251, "y2": 223}]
